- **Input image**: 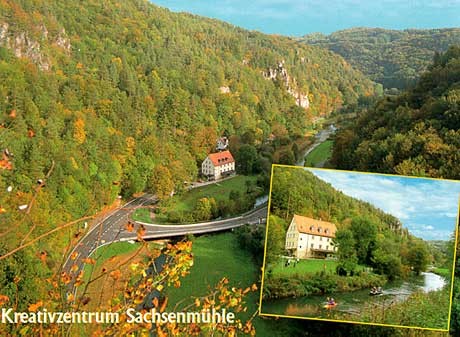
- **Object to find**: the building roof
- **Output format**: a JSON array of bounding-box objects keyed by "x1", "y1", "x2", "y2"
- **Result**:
[
  {"x1": 207, "y1": 150, "x2": 235, "y2": 166},
  {"x1": 292, "y1": 214, "x2": 337, "y2": 238}
]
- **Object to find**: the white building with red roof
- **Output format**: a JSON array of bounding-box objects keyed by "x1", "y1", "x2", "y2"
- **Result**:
[
  {"x1": 201, "y1": 150, "x2": 235, "y2": 180},
  {"x1": 285, "y1": 214, "x2": 337, "y2": 259}
]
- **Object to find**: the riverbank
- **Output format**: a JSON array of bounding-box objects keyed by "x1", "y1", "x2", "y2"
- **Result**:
[
  {"x1": 357, "y1": 286, "x2": 451, "y2": 329},
  {"x1": 262, "y1": 272, "x2": 387, "y2": 299},
  {"x1": 261, "y1": 271, "x2": 450, "y2": 330}
]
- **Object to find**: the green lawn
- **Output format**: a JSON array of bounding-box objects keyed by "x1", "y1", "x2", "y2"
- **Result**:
[
  {"x1": 271, "y1": 258, "x2": 338, "y2": 276},
  {"x1": 90, "y1": 241, "x2": 140, "y2": 266},
  {"x1": 304, "y1": 140, "x2": 333, "y2": 167},
  {"x1": 166, "y1": 232, "x2": 297, "y2": 336},
  {"x1": 432, "y1": 267, "x2": 452, "y2": 279},
  {"x1": 132, "y1": 207, "x2": 152, "y2": 223},
  {"x1": 155, "y1": 175, "x2": 259, "y2": 223},
  {"x1": 173, "y1": 175, "x2": 257, "y2": 212},
  {"x1": 80, "y1": 241, "x2": 141, "y2": 289},
  {"x1": 270, "y1": 257, "x2": 367, "y2": 277}
]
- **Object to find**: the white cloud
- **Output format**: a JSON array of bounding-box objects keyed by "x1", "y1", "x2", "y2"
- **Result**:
[{"x1": 307, "y1": 168, "x2": 460, "y2": 239}]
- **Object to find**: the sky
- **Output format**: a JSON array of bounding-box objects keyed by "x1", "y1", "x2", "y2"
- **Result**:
[
  {"x1": 150, "y1": 0, "x2": 460, "y2": 36},
  {"x1": 307, "y1": 168, "x2": 460, "y2": 241}
]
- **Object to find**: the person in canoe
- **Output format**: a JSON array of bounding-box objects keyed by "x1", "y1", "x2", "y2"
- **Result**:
[
  {"x1": 370, "y1": 286, "x2": 383, "y2": 295},
  {"x1": 324, "y1": 297, "x2": 336, "y2": 309}
]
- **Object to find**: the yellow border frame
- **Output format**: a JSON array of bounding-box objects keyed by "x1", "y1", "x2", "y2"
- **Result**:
[{"x1": 258, "y1": 164, "x2": 460, "y2": 332}]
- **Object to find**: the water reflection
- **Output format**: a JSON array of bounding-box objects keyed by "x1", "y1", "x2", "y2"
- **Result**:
[
  {"x1": 420, "y1": 272, "x2": 446, "y2": 292},
  {"x1": 285, "y1": 303, "x2": 319, "y2": 316},
  {"x1": 263, "y1": 272, "x2": 447, "y2": 318}
]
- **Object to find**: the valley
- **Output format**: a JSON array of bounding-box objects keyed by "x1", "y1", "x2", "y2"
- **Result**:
[{"x1": 0, "y1": 1, "x2": 458, "y2": 337}]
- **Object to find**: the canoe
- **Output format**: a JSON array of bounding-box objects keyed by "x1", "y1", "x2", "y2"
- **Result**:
[
  {"x1": 323, "y1": 303, "x2": 337, "y2": 309},
  {"x1": 369, "y1": 291, "x2": 383, "y2": 296}
]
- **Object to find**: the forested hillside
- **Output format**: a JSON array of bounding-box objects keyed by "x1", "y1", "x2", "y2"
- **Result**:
[
  {"x1": 302, "y1": 27, "x2": 460, "y2": 89},
  {"x1": 268, "y1": 167, "x2": 410, "y2": 273},
  {"x1": 270, "y1": 167, "x2": 403, "y2": 234},
  {"x1": 0, "y1": 0, "x2": 374, "y2": 253},
  {"x1": 330, "y1": 46, "x2": 460, "y2": 179}
]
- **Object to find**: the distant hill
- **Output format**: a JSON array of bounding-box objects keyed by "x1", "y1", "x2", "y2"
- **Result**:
[
  {"x1": 330, "y1": 46, "x2": 460, "y2": 179},
  {"x1": 301, "y1": 27, "x2": 460, "y2": 89}
]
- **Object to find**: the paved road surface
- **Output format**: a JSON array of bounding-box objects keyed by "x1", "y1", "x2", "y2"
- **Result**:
[
  {"x1": 62, "y1": 194, "x2": 156, "y2": 288},
  {"x1": 62, "y1": 194, "x2": 267, "y2": 293}
]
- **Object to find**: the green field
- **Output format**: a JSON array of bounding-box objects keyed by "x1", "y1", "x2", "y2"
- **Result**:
[
  {"x1": 271, "y1": 258, "x2": 338, "y2": 276},
  {"x1": 81, "y1": 241, "x2": 144, "y2": 277},
  {"x1": 270, "y1": 258, "x2": 368, "y2": 277},
  {"x1": 432, "y1": 267, "x2": 452, "y2": 279},
  {"x1": 304, "y1": 140, "x2": 333, "y2": 167},
  {"x1": 90, "y1": 241, "x2": 140, "y2": 266},
  {"x1": 154, "y1": 175, "x2": 259, "y2": 222},
  {"x1": 166, "y1": 232, "x2": 298, "y2": 336},
  {"x1": 132, "y1": 208, "x2": 152, "y2": 223},
  {"x1": 172, "y1": 175, "x2": 257, "y2": 212}
]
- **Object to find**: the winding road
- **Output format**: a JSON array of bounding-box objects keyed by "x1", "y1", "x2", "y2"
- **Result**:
[{"x1": 62, "y1": 194, "x2": 267, "y2": 291}]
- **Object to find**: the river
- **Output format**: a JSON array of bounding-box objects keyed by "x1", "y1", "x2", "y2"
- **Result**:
[{"x1": 261, "y1": 272, "x2": 446, "y2": 318}]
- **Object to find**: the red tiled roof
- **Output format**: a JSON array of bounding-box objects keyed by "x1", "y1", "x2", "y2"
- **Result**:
[
  {"x1": 292, "y1": 214, "x2": 337, "y2": 238},
  {"x1": 208, "y1": 150, "x2": 235, "y2": 166}
]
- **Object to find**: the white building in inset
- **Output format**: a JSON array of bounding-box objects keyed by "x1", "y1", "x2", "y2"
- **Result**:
[{"x1": 285, "y1": 214, "x2": 337, "y2": 259}]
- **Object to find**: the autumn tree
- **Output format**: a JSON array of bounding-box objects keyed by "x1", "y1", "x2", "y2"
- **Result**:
[{"x1": 150, "y1": 165, "x2": 174, "y2": 200}]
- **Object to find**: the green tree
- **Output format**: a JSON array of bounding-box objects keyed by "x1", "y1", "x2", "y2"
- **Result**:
[
  {"x1": 334, "y1": 229, "x2": 358, "y2": 275},
  {"x1": 350, "y1": 217, "x2": 377, "y2": 265},
  {"x1": 371, "y1": 234, "x2": 403, "y2": 280},
  {"x1": 278, "y1": 149, "x2": 296, "y2": 165},
  {"x1": 235, "y1": 144, "x2": 258, "y2": 175},
  {"x1": 193, "y1": 197, "x2": 213, "y2": 221},
  {"x1": 266, "y1": 215, "x2": 287, "y2": 264},
  {"x1": 407, "y1": 240, "x2": 430, "y2": 275}
]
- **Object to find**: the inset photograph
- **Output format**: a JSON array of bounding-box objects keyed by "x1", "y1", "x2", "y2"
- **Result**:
[{"x1": 260, "y1": 165, "x2": 460, "y2": 331}]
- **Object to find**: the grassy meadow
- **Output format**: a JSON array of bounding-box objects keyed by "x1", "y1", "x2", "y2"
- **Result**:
[{"x1": 304, "y1": 140, "x2": 333, "y2": 167}]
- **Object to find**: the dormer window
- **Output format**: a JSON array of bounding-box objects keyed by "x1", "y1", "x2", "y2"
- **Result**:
[{"x1": 310, "y1": 225, "x2": 314, "y2": 231}]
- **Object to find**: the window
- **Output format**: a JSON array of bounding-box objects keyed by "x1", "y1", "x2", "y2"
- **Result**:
[
  {"x1": 299, "y1": 246, "x2": 302, "y2": 249},
  {"x1": 319, "y1": 245, "x2": 322, "y2": 249},
  {"x1": 300, "y1": 237, "x2": 302, "y2": 241},
  {"x1": 319, "y1": 237, "x2": 322, "y2": 241},
  {"x1": 326, "y1": 246, "x2": 329, "y2": 250},
  {"x1": 311, "y1": 244, "x2": 314, "y2": 248}
]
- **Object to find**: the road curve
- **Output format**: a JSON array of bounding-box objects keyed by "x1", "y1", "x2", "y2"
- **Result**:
[
  {"x1": 131, "y1": 205, "x2": 267, "y2": 241},
  {"x1": 62, "y1": 194, "x2": 267, "y2": 292}
]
